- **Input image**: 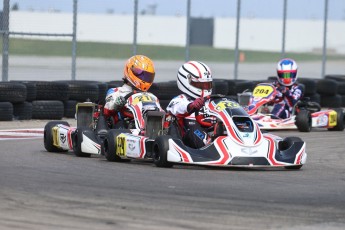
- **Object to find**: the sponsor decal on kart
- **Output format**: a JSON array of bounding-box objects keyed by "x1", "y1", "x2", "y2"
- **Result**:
[
  {"x1": 215, "y1": 100, "x2": 239, "y2": 111},
  {"x1": 328, "y1": 111, "x2": 337, "y2": 127},
  {"x1": 116, "y1": 134, "x2": 127, "y2": 157},
  {"x1": 316, "y1": 114, "x2": 329, "y2": 127}
]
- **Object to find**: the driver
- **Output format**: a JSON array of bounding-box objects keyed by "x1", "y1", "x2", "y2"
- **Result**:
[
  {"x1": 104, "y1": 55, "x2": 155, "y2": 127},
  {"x1": 166, "y1": 61, "x2": 213, "y2": 149},
  {"x1": 271, "y1": 58, "x2": 303, "y2": 119}
]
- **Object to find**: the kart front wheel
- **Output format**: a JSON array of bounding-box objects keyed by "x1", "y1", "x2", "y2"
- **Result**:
[
  {"x1": 44, "y1": 121, "x2": 69, "y2": 152},
  {"x1": 295, "y1": 109, "x2": 312, "y2": 132},
  {"x1": 153, "y1": 135, "x2": 173, "y2": 168},
  {"x1": 328, "y1": 108, "x2": 344, "y2": 131},
  {"x1": 103, "y1": 129, "x2": 131, "y2": 162}
]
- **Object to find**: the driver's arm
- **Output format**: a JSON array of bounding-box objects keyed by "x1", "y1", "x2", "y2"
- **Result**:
[{"x1": 187, "y1": 97, "x2": 205, "y2": 114}]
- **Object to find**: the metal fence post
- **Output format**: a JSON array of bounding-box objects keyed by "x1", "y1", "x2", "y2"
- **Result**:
[
  {"x1": 71, "y1": 0, "x2": 78, "y2": 80},
  {"x1": 234, "y1": 0, "x2": 241, "y2": 80},
  {"x1": 1, "y1": 0, "x2": 10, "y2": 82},
  {"x1": 185, "y1": 0, "x2": 191, "y2": 62},
  {"x1": 321, "y1": 0, "x2": 329, "y2": 78},
  {"x1": 281, "y1": 0, "x2": 287, "y2": 59},
  {"x1": 133, "y1": 0, "x2": 138, "y2": 55}
]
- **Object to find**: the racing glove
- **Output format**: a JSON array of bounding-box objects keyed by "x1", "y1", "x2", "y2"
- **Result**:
[
  {"x1": 187, "y1": 97, "x2": 205, "y2": 113},
  {"x1": 113, "y1": 96, "x2": 126, "y2": 110}
]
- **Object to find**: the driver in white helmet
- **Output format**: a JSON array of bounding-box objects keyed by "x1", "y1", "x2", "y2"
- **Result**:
[
  {"x1": 166, "y1": 61, "x2": 213, "y2": 149},
  {"x1": 271, "y1": 58, "x2": 303, "y2": 119}
]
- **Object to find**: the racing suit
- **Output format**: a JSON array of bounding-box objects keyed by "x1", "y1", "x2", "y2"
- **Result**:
[
  {"x1": 166, "y1": 94, "x2": 210, "y2": 149},
  {"x1": 271, "y1": 82, "x2": 303, "y2": 119},
  {"x1": 104, "y1": 84, "x2": 133, "y2": 127}
]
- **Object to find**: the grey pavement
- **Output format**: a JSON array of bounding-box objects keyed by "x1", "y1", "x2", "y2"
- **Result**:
[{"x1": 3, "y1": 55, "x2": 345, "y2": 82}]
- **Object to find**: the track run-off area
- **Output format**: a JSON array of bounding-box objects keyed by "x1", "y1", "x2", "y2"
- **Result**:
[{"x1": 0, "y1": 119, "x2": 344, "y2": 230}]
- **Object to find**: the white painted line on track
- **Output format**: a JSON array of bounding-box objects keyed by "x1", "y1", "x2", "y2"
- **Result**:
[{"x1": 0, "y1": 128, "x2": 44, "y2": 140}]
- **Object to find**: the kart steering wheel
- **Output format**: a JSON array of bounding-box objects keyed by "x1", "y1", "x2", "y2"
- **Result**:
[
  {"x1": 195, "y1": 94, "x2": 225, "y2": 128},
  {"x1": 120, "y1": 91, "x2": 137, "y2": 119}
]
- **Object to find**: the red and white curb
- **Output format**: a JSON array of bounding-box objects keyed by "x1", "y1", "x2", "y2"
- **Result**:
[{"x1": 0, "y1": 128, "x2": 44, "y2": 140}]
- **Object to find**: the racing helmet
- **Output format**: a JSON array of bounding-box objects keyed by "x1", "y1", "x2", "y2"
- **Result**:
[
  {"x1": 177, "y1": 61, "x2": 213, "y2": 99},
  {"x1": 123, "y1": 55, "x2": 155, "y2": 91},
  {"x1": 276, "y1": 58, "x2": 298, "y2": 86}
]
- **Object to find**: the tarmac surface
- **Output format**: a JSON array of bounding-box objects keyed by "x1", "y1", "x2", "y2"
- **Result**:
[
  {"x1": 0, "y1": 56, "x2": 345, "y2": 229},
  {"x1": 5, "y1": 55, "x2": 345, "y2": 82}
]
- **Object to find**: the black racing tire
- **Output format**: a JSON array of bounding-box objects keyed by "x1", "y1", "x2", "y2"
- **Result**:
[
  {"x1": 72, "y1": 127, "x2": 92, "y2": 157},
  {"x1": 11, "y1": 81, "x2": 37, "y2": 102},
  {"x1": 235, "y1": 81, "x2": 255, "y2": 94},
  {"x1": 153, "y1": 135, "x2": 174, "y2": 168},
  {"x1": 298, "y1": 78, "x2": 317, "y2": 95},
  {"x1": 44, "y1": 121, "x2": 70, "y2": 152},
  {"x1": 13, "y1": 102, "x2": 32, "y2": 120},
  {"x1": 320, "y1": 94, "x2": 342, "y2": 108},
  {"x1": 213, "y1": 79, "x2": 229, "y2": 95},
  {"x1": 103, "y1": 129, "x2": 132, "y2": 162},
  {"x1": 328, "y1": 108, "x2": 344, "y2": 131},
  {"x1": 0, "y1": 82, "x2": 27, "y2": 103},
  {"x1": 342, "y1": 95, "x2": 345, "y2": 107},
  {"x1": 154, "y1": 82, "x2": 179, "y2": 100},
  {"x1": 34, "y1": 81, "x2": 69, "y2": 101},
  {"x1": 295, "y1": 109, "x2": 312, "y2": 132},
  {"x1": 61, "y1": 81, "x2": 99, "y2": 102},
  {"x1": 325, "y1": 74, "x2": 345, "y2": 82},
  {"x1": 64, "y1": 100, "x2": 77, "y2": 118},
  {"x1": 0, "y1": 102, "x2": 13, "y2": 121},
  {"x1": 32, "y1": 100, "x2": 64, "y2": 120},
  {"x1": 337, "y1": 82, "x2": 345, "y2": 95},
  {"x1": 316, "y1": 79, "x2": 338, "y2": 96}
]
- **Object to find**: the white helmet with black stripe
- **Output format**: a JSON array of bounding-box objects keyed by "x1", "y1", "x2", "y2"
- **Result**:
[{"x1": 177, "y1": 61, "x2": 213, "y2": 99}]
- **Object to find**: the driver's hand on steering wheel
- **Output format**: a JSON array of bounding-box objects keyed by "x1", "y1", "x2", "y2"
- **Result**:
[{"x1": 187, "y1": 97, "x2": 205, "y2": 113}]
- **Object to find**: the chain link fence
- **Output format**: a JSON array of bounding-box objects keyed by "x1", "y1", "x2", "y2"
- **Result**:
[{"x1": 1, "y1": 0, "x2": 344, "y2": 82}]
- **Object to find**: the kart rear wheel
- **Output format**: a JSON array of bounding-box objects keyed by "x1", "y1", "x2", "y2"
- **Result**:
[
  {"x1": 103, "y1": 129, "x2": 131, "y2": 162},
  {"x1": 73, "y1": 128, "x2": 91, "y2": 157},
  {"x1": 328, "y1": 108, "x2": 344, "y2": 131},
  {"x1": 44, "y1": 121, "x2": 70, "y2": 152},
  {"x1": 153, "y1": 135, "x2": 173, "y2": 168},
  {"x1": 295, "y1": 109, "x2": 312, "y2": 132}
]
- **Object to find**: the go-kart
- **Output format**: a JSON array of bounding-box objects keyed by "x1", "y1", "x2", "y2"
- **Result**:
[
  {"x1": 44, "y1": 91, "x2": 165, "y2": 159},
  {"x1": 151, "y1": 95, "x2": 307, "y2": 169},
  {"x1": 242, "y1": 83, "x2": 344, "y2": 132}
]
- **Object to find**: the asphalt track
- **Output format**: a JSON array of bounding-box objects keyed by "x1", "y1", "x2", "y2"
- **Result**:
[
  {"x1": 0, "y1": 119, "x2": 345, "y2": 230},
  {"x1": 1, "y1": 57, "x2": 345, "y2": 229},
  {"x1": 6, "y1": 56, "x2": 345, "y2": 82}
]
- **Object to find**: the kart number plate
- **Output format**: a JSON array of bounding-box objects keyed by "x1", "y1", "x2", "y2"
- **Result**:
[
  {"x1": 215, "y1": 100, "x2": 239, "y2": 111},
  {"x1": 328, "y1": 111, "x2": 337, "y2": 127},
  {"x1": 253, "y1": 85, "x2": 274, "y2": 98},
  {"x1": 132, "y1": 95, "x2": 155, "y2": 105},
  {"x1": 116, "y1": 134, "x2": 127, "y2": 157}
]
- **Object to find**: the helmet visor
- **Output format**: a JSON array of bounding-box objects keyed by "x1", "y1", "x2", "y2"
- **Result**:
[
  {"x1": 277, "y1": 70, "x2": 297, "y2": 80},
  {"x1": 131, "y1": 66, "x2": 155, "y2": 83},
  {"x1": 190, "y1": 81, "x2": 213, "y2": 90}
]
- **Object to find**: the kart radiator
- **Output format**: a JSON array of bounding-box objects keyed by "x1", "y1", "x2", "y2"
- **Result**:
[
  {"x1": 76, "y1": 102, "x2": 96, "y2": 128},
  {"x1": 144, "y1": 111, "x2": 165, "y2": 139}
]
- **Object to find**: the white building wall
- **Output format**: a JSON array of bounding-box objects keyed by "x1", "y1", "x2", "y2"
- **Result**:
[{"x1": 9, "y1": 11, "x2": 345, "y2": 54}]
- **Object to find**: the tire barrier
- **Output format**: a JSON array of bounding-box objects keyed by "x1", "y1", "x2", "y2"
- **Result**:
[
  {"x1": 0, "y1": 78, "x2": 344, "y2": 121},
  {"x1": 0, "y1": 82, "x2": 27, "y2": 103},
  {"x1": 0, "y1": 102, "x2": 13, "y2": 121}
]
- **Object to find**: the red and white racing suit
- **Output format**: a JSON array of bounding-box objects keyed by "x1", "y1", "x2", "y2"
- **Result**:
[
  {"x1": 166, "y1": 94, "x2": 210, "y2": 148},
  {"x1": 104, "y1": 84, "x2": 133, "y2": 119}
]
